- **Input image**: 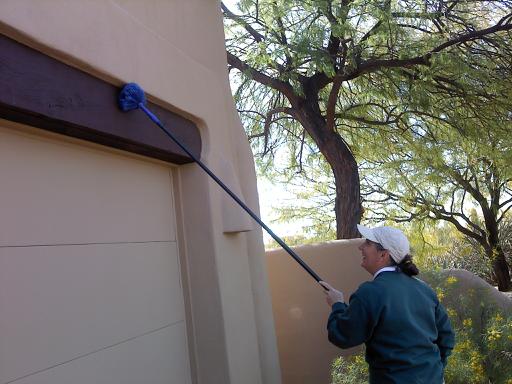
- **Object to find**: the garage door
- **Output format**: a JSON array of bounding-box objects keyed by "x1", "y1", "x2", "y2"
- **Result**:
[{"x1": 0, "y1": 123, "x2": 192, "y2": 384}]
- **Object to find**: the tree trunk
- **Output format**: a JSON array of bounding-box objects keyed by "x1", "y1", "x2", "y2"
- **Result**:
[
  {"x1": 297, "y1": 106, "x2": 362, "y2": 239},
  {"x1": 490, "y1": 246, "x2": 512, "y2": 291},
  {"x1": 323, "y1": 133, "x2": 362, "y2": 239},
  {"x1": 482, "y1": 206, "x2": 511, "y2": 291}
]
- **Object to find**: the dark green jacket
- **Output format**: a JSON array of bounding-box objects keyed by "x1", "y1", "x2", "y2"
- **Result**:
[{"x1": 327, "y1": 270, "x2": 455, "y2": 384}]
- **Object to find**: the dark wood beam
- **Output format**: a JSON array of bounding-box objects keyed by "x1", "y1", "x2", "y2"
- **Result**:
[{"x1": 0, "y1": 34, "x2": 201, "y2": 164}]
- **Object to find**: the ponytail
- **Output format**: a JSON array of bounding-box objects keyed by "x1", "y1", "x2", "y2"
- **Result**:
[{"x1": 397, "y1": 255, "x2": 419, "y2": 276}]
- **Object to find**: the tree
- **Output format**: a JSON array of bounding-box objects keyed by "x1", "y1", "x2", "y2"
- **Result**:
[
  {"x1": 438, "y1": 216, "x2": 512, "y2": 285},
  {"x1": 223, "y1": 0, "x2": 512, "y2": 238},
  {"x1": 362, "y1": 140, "x2": 511, "y2": 290},
  {"x1": 356, "y1": 47, "x2": 512, "y2": 290}
]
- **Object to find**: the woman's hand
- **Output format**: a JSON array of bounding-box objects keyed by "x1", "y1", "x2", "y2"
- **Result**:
[{"x1": 319, "y1": 281, "x2": 344, "y2": 307}]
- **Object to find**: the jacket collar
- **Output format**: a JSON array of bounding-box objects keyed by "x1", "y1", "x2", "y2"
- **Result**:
[{"x1": 373, "y1": 266, "x2": 397, "y2": 279}]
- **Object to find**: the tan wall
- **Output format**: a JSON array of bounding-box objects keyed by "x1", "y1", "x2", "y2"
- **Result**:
[
  {"x1": 266, "y1": 240, "x2": 370, "y2": 384},
  {"x1": 0, "y1": 1, "x2": 280, "y2": 384}
]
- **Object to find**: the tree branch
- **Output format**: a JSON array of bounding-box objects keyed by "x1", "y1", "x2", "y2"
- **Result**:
[
  {"x1": 221, "y1": 2, "x2": 265, "y2": 43},
  {"x1": 271, "y1": 0, "x2": 293, "y2": 68},
  {"x1": 432, "y1": 17, "x2": 512, "y2": 54},
  {"x1": 430, "y1": 207, "x2": 486, "y2": 244},
  {"x1": 261, "y1": 107, "x2": 294, "y2": 154},
  {"x1": 227, "y1": 52, "x2": 297, "y2": 101},
  {"x1": 498, "y1": 202, "x2": 512, "y2": 224},
  {"x1": 344, "y1": 21, "x2": 512, "y2": 82},
  {"x1": 326, "y1": 74, "x2": 344, "y2": 131},
  {"x1": 499, "y1": 196, "x2": 512, "y2": 210}
]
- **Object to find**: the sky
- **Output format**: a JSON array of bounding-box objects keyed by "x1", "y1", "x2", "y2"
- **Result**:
[
  {"x1": 222, "y1": 0, "x2": 238, "y2": 10},
  {"x1": 256, "y1": 177, "x2": 306, "y2": 244}
]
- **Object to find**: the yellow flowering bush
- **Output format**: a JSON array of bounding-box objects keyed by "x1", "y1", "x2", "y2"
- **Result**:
[
  {"x1": 462, "y1": 318, "x2": 472, "y2": 328},
  {"x1": 424, "y1": 271, "x2": 512, "y2": 384},
  {"x1": 443, "y1": 330, "x2": 486, "y2": 384},
  {"x1": 482, "y1": 314, "x2": 512, "y2": 383},
  {"x1": 331, "y1": 349, "x2": 368, "y2": 384}
]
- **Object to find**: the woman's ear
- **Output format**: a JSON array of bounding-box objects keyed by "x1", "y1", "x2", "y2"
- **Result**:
[{"x1": 380, "y1": 249, "x2": 391, "y2": 262}]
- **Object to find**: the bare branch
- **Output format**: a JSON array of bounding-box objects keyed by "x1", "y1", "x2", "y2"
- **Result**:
[
  {"x1": 263, "y1": 107, "x2": 296, "y2": 133},
  {"x1": 429, "y1": 205, "x2": 486, "y2": 244},
  {"x1": 227, "y1": 52, "x2": 297, "y2": 101},
  {"x1": 297, "y1": 129, "x2": 306, "y2": 173},
  {"x1": 334, "y1": 112, "x2": 400, "y2": 126},
  {"x1": 498, "y1": 203, "x2": 512, "y2": 224},
  {"x1": 499, "y1": 196, "x2": 512, "y2": 210},
  {"x1": 270, "y1": 0, "x2": 293, "y2": 68},
  {"x1": 221, "y1": 2, "x2": 265, "y2": 43}
]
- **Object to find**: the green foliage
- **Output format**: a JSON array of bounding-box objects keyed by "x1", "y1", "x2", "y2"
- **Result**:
[
  {"x1": 354, "y1": 65, "x2": 512, "y2": 285},
  {"x1": 433, "y1": 216, "x2": 512, "y2": 285},
  {"x1": 424, "y1": 271, "x2": 512, "y2": 383},
  {"x1": 331, "y1": 351, "x2": 367, "y2": 384},
  {"x1": 224, "y1": 0, "x2": 512, "y2": 189},
  {"x1": 224, "y1": 0, "x2": 512, "y2": 283},
  {"x1": 399, "y1": 219, "x2": 511, "y2": 287},
  {"x1": 330, "y1": 271, "x2": 512, "y2": 384},
  {"x1": 483, "y1": 314, "x2": 512, "y2": 383}
]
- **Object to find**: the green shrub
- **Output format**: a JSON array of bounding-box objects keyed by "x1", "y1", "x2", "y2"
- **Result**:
[
  {"x1": 443, "y1": 321, "x2": 486, "y2": 384},
  {"x1": 331, "y1": 351, "x2": 367, "y2": 384},
  {"x1": 331, "y1": 270, "x2": 512, "y2": 384},
  {"x1": 482, "y1": 313, "x2": 512, "y2": 383}
]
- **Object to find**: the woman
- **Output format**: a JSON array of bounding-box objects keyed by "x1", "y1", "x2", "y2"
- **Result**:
[{"x1": 320, "y1": 225, "x2": 455, "y2": 384}]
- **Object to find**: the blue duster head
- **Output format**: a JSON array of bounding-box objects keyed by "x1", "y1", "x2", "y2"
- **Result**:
[{"x1": 118, "y1": 83, "x2": 146, "y2": 111}]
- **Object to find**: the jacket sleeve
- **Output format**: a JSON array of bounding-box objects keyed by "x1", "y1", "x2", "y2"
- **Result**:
[
  {"x1": 326, "y1": 286, "x2": 377, "y2": 349},
  {"x1": 434, "y1": 301, "x2": 455, "y2": 367}
]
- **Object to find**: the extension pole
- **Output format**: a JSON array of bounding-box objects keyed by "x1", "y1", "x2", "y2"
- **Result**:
[{"x1": 137, "y1": 103, "x2": 323, "y2": 284}]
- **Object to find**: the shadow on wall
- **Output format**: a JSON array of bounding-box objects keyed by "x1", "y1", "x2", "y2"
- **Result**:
[{"x1": 266, "y1": 239, "x2": 368, "y2": 384}]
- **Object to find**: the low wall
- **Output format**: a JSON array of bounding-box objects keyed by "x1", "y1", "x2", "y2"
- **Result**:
[{"x1": 266, "y1": 239, "x2": 369, "y2": 384}]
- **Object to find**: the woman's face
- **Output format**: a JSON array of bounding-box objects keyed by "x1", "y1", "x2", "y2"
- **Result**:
[{"x1": 358, "y1": 239, "x2": 387, "y2": 275}]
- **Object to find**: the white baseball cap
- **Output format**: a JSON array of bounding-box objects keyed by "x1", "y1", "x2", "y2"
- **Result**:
[{"x1": 357, "y1": 224, "x2": 410, "y2": 264}]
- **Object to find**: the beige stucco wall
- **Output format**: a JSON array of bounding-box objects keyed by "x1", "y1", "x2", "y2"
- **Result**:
[
  {"x1": 266, "y1": 240, "x2": 369, "y2": 384},
  {"x1": 0, "y1": 1, "x2": 280, "y2": 384}
]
